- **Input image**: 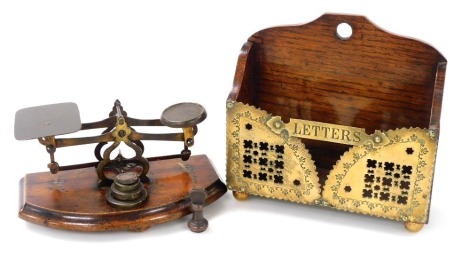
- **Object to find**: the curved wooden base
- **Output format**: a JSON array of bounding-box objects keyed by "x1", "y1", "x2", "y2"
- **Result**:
[
  {"x1": 232, "y1": 191, "x2": 249, "y2": 201},
  {"x1": 19, "y1": 155, "x2": 227, "y2": 232},
  {"x1": 404, "y1": 221, "x2": 424, "y2": 233}
]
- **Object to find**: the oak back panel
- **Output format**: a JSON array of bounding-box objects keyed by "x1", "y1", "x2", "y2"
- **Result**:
[{"x1": 229, "y1": 14, "x2": 446, "y2": 174}]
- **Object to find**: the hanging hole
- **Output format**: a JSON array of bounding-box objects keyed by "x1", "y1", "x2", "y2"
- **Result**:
[{"x1": 336, "y1": 22, "x2": 352, "y2": 40}]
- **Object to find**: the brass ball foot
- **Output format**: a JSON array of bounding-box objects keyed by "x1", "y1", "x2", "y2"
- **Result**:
[
  {"x1": 404, "y1": 221, "x2": 424, "y2": 232},
  {"x1": 233, "y1": 191, "x2": 249, "y2": 201}
]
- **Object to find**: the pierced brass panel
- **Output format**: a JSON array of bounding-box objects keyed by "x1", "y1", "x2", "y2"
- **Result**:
[
  {"x1": 226, "y1": 102, "x2": 438, "y2": 223},
  {"x1": 323, "y1": 128, "x2": 437, "y2": 223},
  {"x1": 226, "y1": 102, "x2": 321, "y2": 204}
]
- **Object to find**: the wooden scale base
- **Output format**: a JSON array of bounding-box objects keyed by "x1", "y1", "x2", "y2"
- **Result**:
[{"x1": 19, "y1": 155, "x2": 227, "y2": 232}]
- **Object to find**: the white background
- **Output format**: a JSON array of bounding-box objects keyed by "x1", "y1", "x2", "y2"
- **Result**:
[{"x1": 0, "y1": 1, "x2": 467, "y2": 261}]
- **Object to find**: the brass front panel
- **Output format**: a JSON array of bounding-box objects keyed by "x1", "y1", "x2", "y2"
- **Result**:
[
  {"x1": 226, "y1": 101, "x2": 438, "y2": 222},
  {"x1": 323, "y1": 128, "x2": 437, "y2": 223},
  {"x1": 226, "y1": 102, "x2": 321, "y2": 204}
]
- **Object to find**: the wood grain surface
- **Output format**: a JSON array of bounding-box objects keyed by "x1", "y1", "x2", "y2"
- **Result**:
[
  {"x1": 19, "y1": 154, "x2": 227, "y2": 231},
  {"x1": 229, "y1": 13, "x2": 446, "y2": 182}
]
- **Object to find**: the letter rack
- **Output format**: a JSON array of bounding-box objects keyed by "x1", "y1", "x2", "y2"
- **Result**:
[{"x1": 226, "y1": 14, "x2": 446, "y2": 232}]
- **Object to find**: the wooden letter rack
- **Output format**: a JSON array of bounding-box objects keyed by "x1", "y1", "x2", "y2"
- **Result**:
[{"x1": 226, "y1": 13, "x2": 446, "y2": 232}]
